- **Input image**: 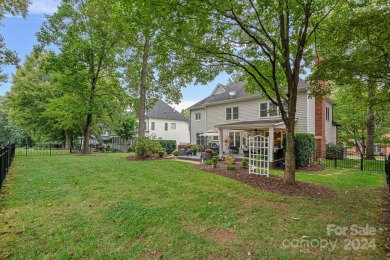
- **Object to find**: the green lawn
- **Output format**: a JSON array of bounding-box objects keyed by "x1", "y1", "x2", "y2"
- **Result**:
[{"x1": 0, "y1": 154, "x2": 386, "y2": 259}]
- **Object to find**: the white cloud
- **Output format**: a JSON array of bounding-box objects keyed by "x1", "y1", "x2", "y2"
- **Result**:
[
  {"x1": 171, "y1": 100, "x2": 197, "y2": 113},
  {"x1": 29, "y1": 0, "x2": 60, "y2": 15}
]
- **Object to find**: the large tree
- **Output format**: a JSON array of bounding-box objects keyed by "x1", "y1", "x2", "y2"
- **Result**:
[
  {"x1": 310, "y1": 1, "x2": 389, "y2": 159},
  {"x1": 332, "y1": 86, "x2": 390, "y2": 154},
  {"x1": 7, "y1": 51, "x2": 63, "y2": 143},
  {"x1": 116, "y1": 0, "x2": 219, "y2": 137},
  {"x1": 166, "y1": 0, "x2": 341, "y2": 184},
  {"x1": 37, "y1": 0, "x2": 127, "y2": 154}
]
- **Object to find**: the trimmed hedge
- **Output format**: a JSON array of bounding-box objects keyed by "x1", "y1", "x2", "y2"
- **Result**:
[
  {"x1": 283, "y1": 133, "x2": 316, "y2": 168},
  {"x1": 326, "y1": 143, "x2": 344, "y2": 159},
  {"x1": 295, "y1": 133, "x2": 316, "y2": 167},
  {"x1": 157, "y1": 140, "x2": 176, "y2": 154}
]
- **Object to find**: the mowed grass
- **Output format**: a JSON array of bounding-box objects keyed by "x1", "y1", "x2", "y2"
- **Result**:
[{"x1": 0, "y1": 154, "x2": 386, "y2": 259}]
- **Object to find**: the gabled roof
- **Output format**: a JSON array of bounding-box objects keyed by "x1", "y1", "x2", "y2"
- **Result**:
[
  {"x1": 146, "y1": 100, "x2": 189, "y2": 122},
  {"x1": 190, "y1": 80, "x2": 309, "y2": 109}
]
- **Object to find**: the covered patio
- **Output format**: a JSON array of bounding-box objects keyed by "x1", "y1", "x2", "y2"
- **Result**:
[{"x1": 214, "y1": 119, "x2": 287, "y2": 166}]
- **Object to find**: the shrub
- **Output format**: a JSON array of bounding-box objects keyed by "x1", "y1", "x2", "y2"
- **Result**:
[
  {"x1": 212, "y1": 156, "x2": 218, "y2": 168},
  {"x1": 295, "y1": 133, "x2": 316, "y2": 167},
  {"x1": 134, "y1": 137, "x2": 162, "y2": 157},
  {"x1": 226, "y1": 164, "x2": 236, "y2": 171},
  {"x1": 326, "y1": 143, "x2": 344, "y2": 159},
  {"x1": 190, "y1": 145, "x2": 199, "y2": 152},
  {"x1": 204, "y1": 160, "x2": 213, "y2": 165},
  {"x1": 158, "y1": 150, "x2": 165, "y2": 158},
  {"x1": 172, "y1": 150, "x2": 179, "y2": 156},
  {"x1": 158, "y1": 140, "x2": 176, "y2": 154},
  {"x1": 241, "y1": 158, "x2": 249, "y2": 169}
]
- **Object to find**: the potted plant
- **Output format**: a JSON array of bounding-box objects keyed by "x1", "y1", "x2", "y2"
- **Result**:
[
  {"x1": 204, "y1": 148, "x2": 213, "y2": 160},
  {"x1": 190, "y1": 145, "x2": 199, "y2": 155}
]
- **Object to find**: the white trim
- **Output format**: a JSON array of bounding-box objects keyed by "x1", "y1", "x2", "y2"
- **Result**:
[
  {"x1": 225, "y1": 105, "x2": 240, "y2": 121},
  {"x1": 194, "y1": 112, "x2": 201, "y2": 121},
  {"x1": 259, "y1": 102, "x2": 280, "y2": 118}
]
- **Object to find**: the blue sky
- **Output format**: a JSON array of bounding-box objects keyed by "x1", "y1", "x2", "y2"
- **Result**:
[{"x1": 0, "y1": 0, "x2": 230, "y2": 112}]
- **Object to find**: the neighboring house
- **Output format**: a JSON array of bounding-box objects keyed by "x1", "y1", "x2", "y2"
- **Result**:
[
  {"x1": 145, "y1": 100, "x2": 190, "y2": 145},
  {"x1": 189, "y1": 81, "x2": 339, "y2": 163}
]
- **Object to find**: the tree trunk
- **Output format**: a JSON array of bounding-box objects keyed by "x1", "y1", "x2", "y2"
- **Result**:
[
  {"x1": 64, "y1": 129, "x2": 71, "y2": 149},
  {"x1": 284, "y1": 125, "x2": 296, "y2": 184},
  {"x1": 365, "y1": 82, "x2": 376, "y2": 160},
  {"x1": 81, "y1": 74, "x2": 97, "y2": 155},
  {"x1": 82, "y1": 113, "x2": 93, "y2": 155},
  {"x1": 138, "y1": 37, "x2": 150, "y2": 137}
]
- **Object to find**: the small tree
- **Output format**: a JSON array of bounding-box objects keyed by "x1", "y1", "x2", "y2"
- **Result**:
[{"x1": 114, "y1": 114, "x2": 138, "y2": 151}]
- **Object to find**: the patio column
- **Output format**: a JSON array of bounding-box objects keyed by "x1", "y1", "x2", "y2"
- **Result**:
[
  {"x1": 218, "y1": 128, "x2": 223, "y2": 159},
  {"x1": 268, "y1": 127, "x2": 274, "y2": 162}
]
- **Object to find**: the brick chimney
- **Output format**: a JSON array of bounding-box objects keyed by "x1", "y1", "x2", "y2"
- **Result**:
[{"x1": 315, "y1": 80, "x2": 326, "y2": 160}]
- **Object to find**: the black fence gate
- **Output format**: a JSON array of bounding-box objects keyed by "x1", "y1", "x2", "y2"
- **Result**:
[{"x1": 0, "y1": 144, "x2": 16, "y2": 190}]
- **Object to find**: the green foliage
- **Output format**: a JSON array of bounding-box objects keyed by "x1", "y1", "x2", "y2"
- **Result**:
[
  {"x1": 204, "y1": 160, "x2": 213, "y2": 166},
  {"x1": 134, "y1": 137, "x2": 162, "y2": 157},
  {"x1": 158, "y1": 140, "x2": 176, "y2": 154},
  {"x1": 114, "y1": 114, "x2": 138, "y2": 143},
  {"x1": 295, "y1": 133, "x2": 316, "y2": 167},
  {"x1": 326, "y1": 143, "x2": 344, "y2": 159},
  {"x1": 190, "y1": 145, "x2": 199, "y2": 152},
  {"x1": 226, "y1": 165, "x2": 236, "y2": 171},
  {"x1": 212, "y1": 156, "x2": 218, "y2": 168},
  {"x1": 0, "y1": 0, "x2": 30, "y2": 82},
  {"x1": 172, "y1": 150, "x2": 179, "y2": 156},
  {"x1": 158, "y1": 150, "x2": 165, "y2": 158},
  {"x1": 241, "y1": 158, "x2": 249, "y2": 169}
]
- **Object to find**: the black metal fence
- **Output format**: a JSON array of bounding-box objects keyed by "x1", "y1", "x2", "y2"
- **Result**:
[
  {"x1": 14, "y1": 143, "x2": 132, "y2": 156},
  {"x1": 315, "y1": 151, "x2": 388, "y2": 173},
  {"x1": 1, "y1": 144, "x2": 16, "y2": 189}
]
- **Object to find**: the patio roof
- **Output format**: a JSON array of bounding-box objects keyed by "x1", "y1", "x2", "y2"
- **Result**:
[{"x1": 214, "y1": 118, "x2": 287, "y2": 130}]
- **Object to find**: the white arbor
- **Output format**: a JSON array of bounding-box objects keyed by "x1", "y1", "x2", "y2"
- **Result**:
[{"x1": 249, "y1": 135, "x2": 269, "y2": 177}]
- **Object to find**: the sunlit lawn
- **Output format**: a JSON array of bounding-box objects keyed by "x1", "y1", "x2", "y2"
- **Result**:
[{"x1": 0, "y1": 153, "x2": 386, "y2": 259}]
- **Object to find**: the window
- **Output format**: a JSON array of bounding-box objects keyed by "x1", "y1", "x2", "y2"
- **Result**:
[
  {"x1": 326, "y1": 107, "x2": 330, "y2": 121},
  {"x1": 260, "y1": 103, "x2": 268, "y2": 117},
  {"x1": 164, "y1": 123, "x2": 168, "y2": 131},
  {"x1": 195, "y1": 112, "x2": 201, "y2": 121},
  {"x1": 374, "y1": 145, "x2": 382, "y2": 153},
  {"x1": 226, "y1": 106, "x2": 239, "y2": 120},
  {"x1": 269, "y1": 103, "x2": 278, "y2": 116},
  {"x1": 151, "y1": 122, "x2": 155, "y2": 131},
  {"x1": 171, "y1": 123, "x2": 176, "y2": 130},
  {"x1": 212, "y1": 136, "x2": 219, "y2": 141},
  {"x1": 196, "y1": 133, "x2": 206, "y2": 145},
  {"x1": 260, "y1": 102, "x2": 279, "y2": 118}
]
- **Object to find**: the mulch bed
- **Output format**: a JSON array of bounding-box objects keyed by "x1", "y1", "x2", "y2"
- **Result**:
[{"x1": 193, "y1": 163, "x2": 336, "y2": 198}]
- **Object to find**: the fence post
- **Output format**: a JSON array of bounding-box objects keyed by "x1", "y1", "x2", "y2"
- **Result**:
[
  {"x1": 385, "y1": 155, "x2": 390, "y2": 192},
  {"x1": 334, "y1": 154, "x2": 337, "y2": 168},
  {"x1": 49, "y1": 144, "x2": 52, "y2": 156},
  {"x1": 360, "y1": 153, "x2": 364, "y2": 171}
]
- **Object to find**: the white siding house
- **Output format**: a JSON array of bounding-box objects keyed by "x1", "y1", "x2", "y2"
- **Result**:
[
  {"x1": 189, "y1": 81, "x2": 339, "y2": 162},
  {"x1": 145, "y1": 100, "x2": 190, "y2": 145}
]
